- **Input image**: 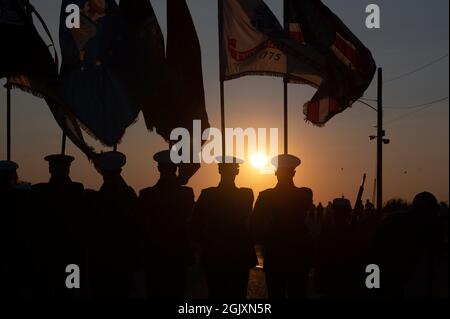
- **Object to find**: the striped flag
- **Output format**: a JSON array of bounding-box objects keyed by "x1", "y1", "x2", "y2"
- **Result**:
[{"x1": 286, "y1": 0, "x2": 376, "y2": 125}]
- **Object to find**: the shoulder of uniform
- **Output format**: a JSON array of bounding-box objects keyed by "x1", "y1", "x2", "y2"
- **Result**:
[
  {"x1": 31, "y1": 183, "x2": 47, "y2": 190},
  {"x1": 180, "y1": 186, "x2": 195, "y2": 195},
  {"x1": 239, "y1": 187, "x2": 254, "y2": 196},
  {"x1": 198, "y1": 187, "x2": 218, "y2": 198},
  {"x1": 180, "y1": 185, "x2": 194, "y2": 192},
  {"x1": 201, "y1": 187, "x2": 217, "y2": 194},
  {"x1": 139, "y1": 187, "x2": 154, "y2": 197},
  {"x1": 127, "y1": 186, "x2": 137, "y2": 196},
  {"x1": 72, "y1": 182, "x2": 84, "y2": 190},
  {"x1": 297, "y1": 187, "x2": 313, "y2": 195},
  {"x1": 259, "y1": 188, "x2": 276, "y2": 196}
]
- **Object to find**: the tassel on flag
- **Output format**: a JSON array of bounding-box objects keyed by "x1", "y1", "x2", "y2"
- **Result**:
[{"x1": 0, "y1": 0, "x2": 94, "y2": 158}]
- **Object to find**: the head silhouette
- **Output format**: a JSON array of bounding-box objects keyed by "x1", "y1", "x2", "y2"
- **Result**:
[
  {"x1": 154, "y1": 150, "x2": 178, "y2": 179},
  {"x1": 158, "y1": 163, "x2": 178, "y2": 177},
  {"x1": 216, "y1": 156, "x2": 242, "y2": 187},
  {"x1": 49, "y1": 161, "x2": 71, "y2": 179},
  {"x1": 272, "y1": 154, "x2": 301, "y2": 187},
  {"x1": 332, "y1": 198, "x2": 352, "y2": 225},
  {"x1": 95, "y1": 152, "x2": 126, "y2": 185},
  {"x1": 99, "y1": 168, "x2": 123, "y2": 184},
  {"x1": 45, "y1": 155, "x2": 74, "y2": 181},
  {"x1": 0, "y1": 161, "x2": 19, "y2": 190},
  {"x1": 218, "y1": 163, "x2": 240, "y2": 186},
  {"x1": 276, "y1": 167, "x2": 296, "y2": 185},
  {"x1": 412, "y1": 192, "x2": 439, "y2": 217}
]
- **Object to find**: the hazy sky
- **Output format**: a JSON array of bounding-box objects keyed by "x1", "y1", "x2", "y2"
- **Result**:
[{"x1": 0, "y1": 0, "x2": 448, "y2": 204}]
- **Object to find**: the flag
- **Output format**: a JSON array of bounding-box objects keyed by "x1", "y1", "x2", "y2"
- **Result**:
[
  {"x1": 0, "y1": 0, "x2": 94, "y2": 157},
  {"x1": 219, "y1": 0, "x2": 376, "y2": 125},
  {"x1": 220, "y1": 0, "x2": 323, "y2": 86},
  {"x1": 0, "y1": 0, "x2": 57, "y2": 95},
  {"x1": 286, "y1": 0, "x2": 376, "y2": 125},
  {"x1": 59, "y1": 0, "x2": 139, "y2": 147},
  {"x1": 116, "y1": 0, "x2": 166, "y2": 125},
  {"x1": 116, "y1": 0, "x2": 209, "y2": 184},
  {"x1": 161, "y1": 0, "x2": 210, "y2": 185}
]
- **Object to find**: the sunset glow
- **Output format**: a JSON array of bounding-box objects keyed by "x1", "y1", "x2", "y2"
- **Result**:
[{"x1": 250, "y1": 153, "x2": 269, "y2": 170}]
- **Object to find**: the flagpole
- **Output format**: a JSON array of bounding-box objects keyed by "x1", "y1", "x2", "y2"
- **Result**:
[
  {"x1": 376, "y1": 67, "x2": 383, "y2": 213},
  {"x1": 61, "y1": 133, "x2": 67, "y2": 155},
  {"x1": 283, "y1": 79, "x2": 288, "y2": 155},
  {"x1": 283, "y1": 0, "x2": 289, "y2": 155},
  {"x1": 6, "y1": 86, "x2": 11, "y2": 161},
  {"x1": 218, "y1": 0, "x2": 226, "y2": 157},
  {"x1": 220, "y1": 80, "x2": 226, "y2": 157}
]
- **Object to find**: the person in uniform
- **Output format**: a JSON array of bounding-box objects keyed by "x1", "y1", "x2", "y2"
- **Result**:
[
  {"x1": 314, "y1": 198, "x2": 364, "y2": 298},
  {"x1": 30, "y1": 154, "x2": 86, "y2": 298},
  {"x1": 139, "y1": 150, "x2": 195, "y2": 299},
  {"x1": 192, "y1": 157, "x2": 257, "y2": 299},
  {"x1": 0, "y1": 160, "x2": 29, "y2": 298},
  {"x1": 87, "y1": 151, "x2": 139, "y2": 299},
  {"x1": 251, "y1": 154, "x2": 313, "y2": 299}
]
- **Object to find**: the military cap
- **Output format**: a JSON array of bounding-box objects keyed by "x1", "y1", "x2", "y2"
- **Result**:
[
  {"x1": 44, "y1": 154, "x2": 75, "y2": 165},
  {"x1": 96, "y1": 151, "x2": 126, "y2": 171},
  {"x1": 215, "y1": 156, "x2": 245, "y2": 166},
  {"x1": 153, "y1": 150, "x2": 179, "y2": 165},
  {"x1": 0, "y1": 160, "x2": 18, "y2": 171},
  {"x1": 271, "y1": 154, "x2": 301, "y2": 169}
]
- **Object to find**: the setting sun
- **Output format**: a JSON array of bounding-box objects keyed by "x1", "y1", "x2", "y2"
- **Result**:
[{"x1": 250, "y1": 153, "x2": 269, "y2": 169}]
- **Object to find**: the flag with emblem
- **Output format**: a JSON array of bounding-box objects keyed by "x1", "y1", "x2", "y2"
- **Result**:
[
  {"x1": 285, "y1": 0, "x2": 376, "y2": 125},
  {"x1": 59, "y1": 0, "x2": 138, "y2": 147},
  {"x1": 220, "y1": 0, "x2": 323, "y2": 87}
]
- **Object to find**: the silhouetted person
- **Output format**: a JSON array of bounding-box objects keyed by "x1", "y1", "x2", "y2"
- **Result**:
[
  {"x1": 30, "y1": 155, "x2": 86, "y2": 298},
  {"x1": 139, "y1": 150, "x2": 195, "y2": 299},
  {"x1": 369, "y1": 192, "x2": 447, "y2": 298},
  {"x1": 315, "y1": 198, "x2": 363, "y2": 298},
  {"x1": 365, "y1": 199, "x2": 374, "y2": 212},
  {"x1": 192, "y1": 157, "x2": 257, "y2": 299},
  {"x1": 0, "y1": 161, "x2": 29, "y2": 298},
  {"x1": 87, "y1": 152, "x2": 139, "y2": 299},
  {"x1": 252, "y1": 154, "x2": 313, "y2": 299},
  {"x1": 317, "y1": 202, "x2": 324, "y2": 222}
]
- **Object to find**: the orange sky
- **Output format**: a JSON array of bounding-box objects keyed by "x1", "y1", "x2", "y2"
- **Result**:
[{"x1": 0, "y1": 0, "x2": 448, "y2": 205}]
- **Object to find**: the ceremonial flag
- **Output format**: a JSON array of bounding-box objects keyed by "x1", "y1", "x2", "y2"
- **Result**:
[
  {"x1": 0, "y1": 0, "x2": 94, "y2": 157},
  {"x1": 285, "y1": 0, "x2": 376, "y2": 125},
  {"x1": 116, "y1": 0, "x2": 166, "y2": 127},
  {"x1": 219, "y1": 0, "x2": 376, "y2": 125},
  {"x1": 220, "y1": 0, "x2": 323, "y2": 87},
  {"x1": 0, "y1": 0, "x2": 57, "y2": 95},
  {"x1": 59, "y1": 0, "x2": 138, "y2": 147},
  {"x1": 161, "y1": 0, "x2": 210, "y2": 184}
]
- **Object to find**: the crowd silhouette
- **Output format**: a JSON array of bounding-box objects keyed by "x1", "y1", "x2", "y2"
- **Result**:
[{"x1": 0, "y1": 152, "x2": 448, "y2": 299}]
